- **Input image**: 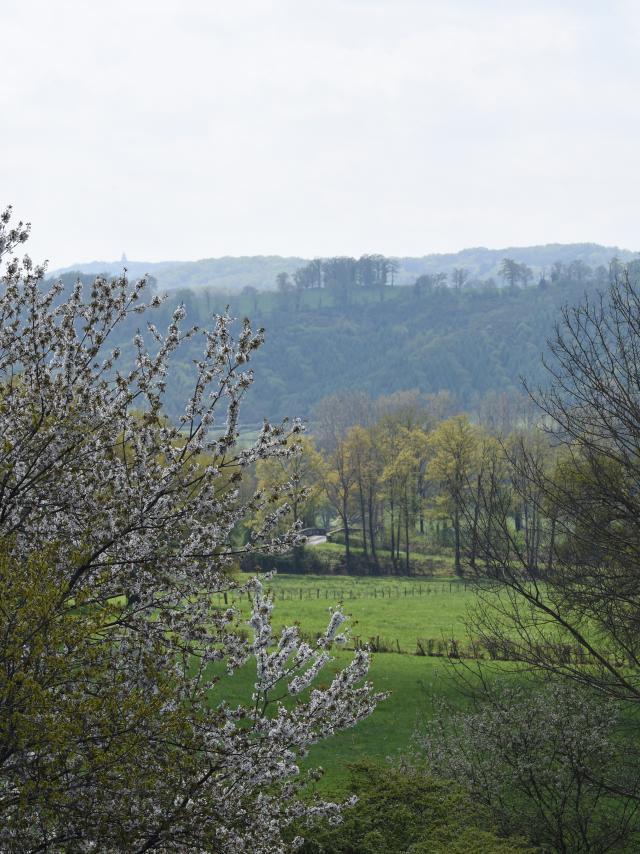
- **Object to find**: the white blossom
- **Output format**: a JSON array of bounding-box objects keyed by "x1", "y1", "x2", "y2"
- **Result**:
[{"x1": 0, "y1": 207, "x2": 383, "y2": 853}]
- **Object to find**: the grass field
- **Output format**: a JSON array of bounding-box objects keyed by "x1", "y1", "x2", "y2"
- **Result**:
[
  {"x1": 215, "y1": 651, "x2": 480, "y2": 789},
  {"x1": 211, "y1": 573, "x2": 515, "y2": 790},
  {"x1": 226, "y1": 573, "x2": 479, "y2": 652}
]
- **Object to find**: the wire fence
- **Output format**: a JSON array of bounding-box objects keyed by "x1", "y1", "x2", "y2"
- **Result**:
[
  {"x1": 224, "y1": 625, "x2": 601, "y2": 664},
  {"x1": 211, "y1": 586, "x2": 613, "y2": 666},
  {"x1": 214, "y1": 582, "x2": 472, "y2": 606}
]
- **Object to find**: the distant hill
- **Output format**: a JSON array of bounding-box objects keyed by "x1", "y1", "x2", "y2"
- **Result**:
[
  {"x1": 54, "y1": 243, "x2": 638, "y2": 292},
  {"x1": 394, "y1": 243, "x2": 638, "y2": 284},
  {"x1": 53, "y1": 260, "x2": 632, "y2": 427},
  {"x1": 53, "y1": 256, "x2": 307, "y2": 292}
]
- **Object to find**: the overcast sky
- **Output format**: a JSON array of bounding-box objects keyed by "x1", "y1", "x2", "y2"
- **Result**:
[{"x1": 3, "y1": 0, "x2": 640, "y2": 267}]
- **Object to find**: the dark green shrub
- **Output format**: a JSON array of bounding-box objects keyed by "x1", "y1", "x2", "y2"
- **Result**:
[{"x1": 296, "y1": 761, "x2": 533, "y2": 853}]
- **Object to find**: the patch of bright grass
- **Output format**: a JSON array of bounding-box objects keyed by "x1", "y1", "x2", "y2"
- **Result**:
[
  {"x1": 227, "y1": 574, "x2": 478, "y2": 652},
  {"x1": 208, "y1": 574, "x2": 518, "y2": 789}
]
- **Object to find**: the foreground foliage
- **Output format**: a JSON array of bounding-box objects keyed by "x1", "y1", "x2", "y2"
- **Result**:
[
  {"x1": 421, "y1": 680, "x2": 640, "y2": 853},
  {"x1": 0, "y1": 208, "x2": 380, "y2": 852},
  {"x1": 296, "y1": 761, "x2": 532, "y2": 854},
  {"x1": 470, "y1": 272, "x2": 640, "y2": 697}
]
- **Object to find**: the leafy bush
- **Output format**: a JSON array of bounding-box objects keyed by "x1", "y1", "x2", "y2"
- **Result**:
[
  {"x1": 296, "y1": 761, "x2": 533, "y2": 853},
  {"x1": 419, "y1": 681, "x2": 640, "y2": 853}
]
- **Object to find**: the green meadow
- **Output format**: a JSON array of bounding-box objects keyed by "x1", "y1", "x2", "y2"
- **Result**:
[
  {"x1": 212, "y1": 649, "x2": 476, "y2": 789},
  {"x1": 213, "y1": 573, "x2": 514, "y2": 789},
  {"x1": 225, "y1": 573, "x2": 479, "y2": 652}
]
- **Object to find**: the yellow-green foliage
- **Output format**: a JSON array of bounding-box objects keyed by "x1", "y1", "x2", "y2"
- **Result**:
[
  {"x1": 296, "y1": 761, "x2": 533, "y2": 853},
  {"x1": 253, "y1": 434, "x2": 326, "y2": 532},
  {"x1": 0, "y1": 540, "x2": 189, "y2": 845}
]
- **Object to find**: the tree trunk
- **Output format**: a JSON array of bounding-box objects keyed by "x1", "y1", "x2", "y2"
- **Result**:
[
  {"x1": 454, "y1": 504, "x2": 462, "y2": 576},
  {"x1": 343, "y1": 495, "x2": 351, "y2": 573},
  {"x1": 514, "y1": 506, "x2": 522, "y2": 532},
  {"x1": 418, "y1": 472, "x2": 425, "y2": 534},
  {"x1": 368, "y1": 492, "x2": 378, "y2": 570},
  {"x1": 470, "y1": 473, "x2": 481, "y2": 569},
  {"x1": 389, "y1": 500, "x2": 396, "y2": 570},
  {"x1": 358, "y1": 481, "x2": 368, "y2": 556},
  {"x1": 547, "y1": 515, "x2": 556, "y2": 578},
  {"x1": 404, "y1": 502, "x2": 410, "y2": 575}
]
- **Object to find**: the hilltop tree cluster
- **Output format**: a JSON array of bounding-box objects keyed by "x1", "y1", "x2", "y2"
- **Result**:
[
  {"x1": 278, "y1": 252, "x2": 634, "y2": 301},
  {"x1": 499, "y1": 258, "x2": 533, "y2": 287},
  {"x1": 276, "y1": 255, "x2": 398, "y2": 303},
  {"x1": 276, "y1": 255, "x2": 399, "y2": 299}
]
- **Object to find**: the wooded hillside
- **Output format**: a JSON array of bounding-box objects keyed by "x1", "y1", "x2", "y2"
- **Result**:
[{"x1": 54, "y1": 260, "x2": 625, "y2": 425}]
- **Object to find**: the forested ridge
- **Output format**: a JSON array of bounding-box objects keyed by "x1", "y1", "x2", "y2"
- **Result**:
[
  {"x1": 55, "y1": 241, "x2": 637, "y2": 292},
  {"x1": 54, "y1": 258, "x2": 631, "y2": 424}
]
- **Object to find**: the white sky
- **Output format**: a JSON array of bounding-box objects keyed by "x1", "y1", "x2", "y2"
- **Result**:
[{"x1": 3, "y1": 0, "x2": 640, "y2": 267}]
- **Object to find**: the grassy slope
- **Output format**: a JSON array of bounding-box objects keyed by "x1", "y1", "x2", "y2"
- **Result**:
[
  {"x1": 214, "y1": 574, "x2": 510, "y2": 789},
  {"x1": 225, "y1": 574, "x2": 476, "y2": 651},
  {"x1": 211, "y1": 648, "x2": 477, "y2": 789}
]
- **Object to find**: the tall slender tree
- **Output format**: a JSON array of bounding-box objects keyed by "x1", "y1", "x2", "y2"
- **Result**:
[{"x1": 427, "y1": 415, "x2": 480, "y2": 575}]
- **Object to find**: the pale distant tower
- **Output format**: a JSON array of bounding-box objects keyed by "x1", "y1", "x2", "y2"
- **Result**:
[{"x1": 120, "y1": 252, "x2": 128, "y2": 266}]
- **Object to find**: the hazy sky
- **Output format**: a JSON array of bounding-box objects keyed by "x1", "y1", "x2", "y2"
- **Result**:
[{"x1": 3, "y1": 0, "x2": 640, "y2": 267}]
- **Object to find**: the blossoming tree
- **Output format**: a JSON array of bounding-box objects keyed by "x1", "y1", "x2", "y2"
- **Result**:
[{"x1": 0, "y1": 208, "x2": 381, "y2": 853}]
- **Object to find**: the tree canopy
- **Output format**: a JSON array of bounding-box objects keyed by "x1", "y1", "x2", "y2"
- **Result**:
[{"x1": 0, "y1": 207, "x2": 380, "y2": 852}]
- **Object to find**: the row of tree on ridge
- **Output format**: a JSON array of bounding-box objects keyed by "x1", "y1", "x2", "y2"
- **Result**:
[{"x1": 275, "y1": 254, "x2": 638, "y2": 296}]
